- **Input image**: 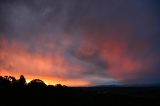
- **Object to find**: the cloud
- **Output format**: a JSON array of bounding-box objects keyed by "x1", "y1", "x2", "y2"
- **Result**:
[{"x1": 0, "y1": 0, "x2": 160, "y2": 86}]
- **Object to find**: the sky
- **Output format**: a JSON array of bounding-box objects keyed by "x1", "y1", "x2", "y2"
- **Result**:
[{"x1": 0, "y1": 0, "x2": 160, "y2": 86}]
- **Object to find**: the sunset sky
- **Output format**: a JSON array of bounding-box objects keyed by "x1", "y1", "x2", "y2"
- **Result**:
[{"x1": 0, "y1": 0, "x2": 160, "y2": 86}]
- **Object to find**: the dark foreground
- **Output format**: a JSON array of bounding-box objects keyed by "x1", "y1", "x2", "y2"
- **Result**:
[{"x1": 0, "y1": 86, "x2": 160, "y2": 106}]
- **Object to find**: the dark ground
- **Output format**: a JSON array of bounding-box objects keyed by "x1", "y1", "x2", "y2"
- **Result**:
[
  {"x1": 0, "y1": 86, "x2": 160, "y2": 106},
  {"x1": 0, "y1": 76, "x2": 160, "y2": 106}
]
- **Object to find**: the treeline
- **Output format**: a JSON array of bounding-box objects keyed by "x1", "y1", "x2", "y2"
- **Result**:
[
  {"x1": 0, "y1": 75, "x2": 159, "y2": 106},
  {"x1": 0, "y1": 75, "x2": 97, "y2": 106},
  {"x1": 0, "y1": 75, "x2": 67, "y2": 89}
]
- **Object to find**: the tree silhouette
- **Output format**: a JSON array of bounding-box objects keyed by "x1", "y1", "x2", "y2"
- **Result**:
[
  {"x1": 8, "y1": 76, "x2": 16, "y2": 84},
  {"x1": 55, "y1": 84, "x2": 67, "y2": 88},
  {"x1": 0, "y1": 76, "x2": 11, "y2": 88},
  {"x1": 28, "y1": 79, "x2": 47, "y2": 88},
  {"x1": 0, "y1": 75, "x2": 68, "y2": 89},
  {"x1": 0, "y1": 75, "x2": 158, "y2": 106},
  {"x1": 55, "y1": 84, "x2": 63, "y2": 88},
  {"x1": 17, "y1": 75, "x2": 26, "y2": 87}
]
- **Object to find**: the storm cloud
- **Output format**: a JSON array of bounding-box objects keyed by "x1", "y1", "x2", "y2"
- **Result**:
[{"x1": 0, "y1": 0, "x2": 160, "y2": 86}]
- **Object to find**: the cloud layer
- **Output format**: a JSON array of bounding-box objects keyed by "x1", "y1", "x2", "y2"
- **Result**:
[{"x1": 0, "y1": 0, "x2": 160, "y2": 86}]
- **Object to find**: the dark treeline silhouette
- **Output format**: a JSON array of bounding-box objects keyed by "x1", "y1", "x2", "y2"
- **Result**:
[
  {"x1": 0, "y1": 75, "x2": 160, "y2": 106},
  {"x1": 0, "y1": 75, "x2": 66, "y2": 89}
]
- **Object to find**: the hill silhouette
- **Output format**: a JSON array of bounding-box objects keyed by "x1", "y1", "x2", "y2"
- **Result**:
[{"x1": 0, "y1": 75, "x2": 160, "y2": 106}]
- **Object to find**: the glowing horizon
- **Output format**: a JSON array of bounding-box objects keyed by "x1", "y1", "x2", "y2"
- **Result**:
[{"x1": 0, "y1": 70, "x2": 91, "y2": 86}]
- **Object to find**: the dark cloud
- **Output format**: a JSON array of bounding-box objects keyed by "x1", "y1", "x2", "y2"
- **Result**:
[{"x1": 0, "y1": 0, "x2": 160, "y2": 86}]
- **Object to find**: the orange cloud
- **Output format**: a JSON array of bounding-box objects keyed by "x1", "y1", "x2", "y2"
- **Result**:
[
  {"x1": 0, "y1": 37, "x2": 90, "y2": 86},
  {"x1": 0, "y1": 28, "x2": 157, "y2": 86}
]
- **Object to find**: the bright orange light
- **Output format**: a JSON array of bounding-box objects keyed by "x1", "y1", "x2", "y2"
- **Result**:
[{"x1": 0, "y1": 70, "x2": 90, "y2": 86}]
